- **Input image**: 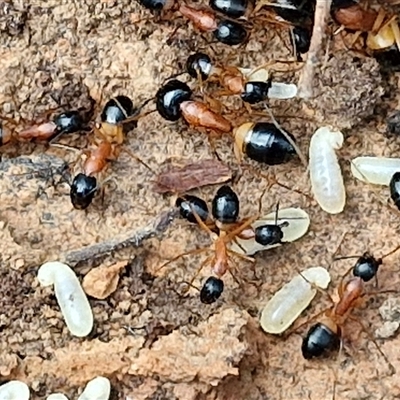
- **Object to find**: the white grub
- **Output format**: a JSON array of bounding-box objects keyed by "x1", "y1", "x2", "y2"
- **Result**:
[
  {"x1": 37, "y1": 261, "x2": 94, "y2": 337},
  {"x1": 0, "y1": 381, "x2": 30, "y2": 400},
  {"x1": 77, "y1": 377, "x2": 111, "y2": 400},
  {"x1": 309, "y1": 126, "x2": 346, "y2": 214},
  {"x1": 260, "y1": 266, "x2": 331, "y2": 334},
  {"x1": 268, "y1": 82, "x2": 298, "y2": 99},
  {"x1": 351, "y1": 156, "x2": 400, "y2": 186},
  {"x1": 230, "y1": 208, "x2": 310, "y2": 256},
  {"x1": 46, "y1": 395, "x2": 69, "y2": 400}
]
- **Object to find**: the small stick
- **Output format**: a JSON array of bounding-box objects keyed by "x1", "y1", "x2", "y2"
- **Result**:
[
  {"x1": 62, "y1": 207, "x2": 179, "y2": 266},
  {"x1": 297, "y1": 0, "x2": 332, "y2": 99}
]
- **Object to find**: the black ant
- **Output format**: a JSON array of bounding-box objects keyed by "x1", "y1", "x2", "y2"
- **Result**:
[
  {"x1": 300, "y1": 243, "x2": 400, "y2": 398},
  {"x1": 70, "y1": 95, "x2": 153, "y2": 210}
]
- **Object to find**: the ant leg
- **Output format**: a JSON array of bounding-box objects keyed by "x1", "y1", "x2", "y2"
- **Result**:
[
  {"x1": 264, "y1": 104, "x2": 307, "y2": 167},
  {"x1": 154, "y1": 247, "x2": 211, "y2": 274},
  {"x1": 189, "y1": 203, "x2": 218, "y2": 237},
  {"x1": 347, "y1": 315, "x2": 395, "y2": 375},
  {"x1": 222, "y1": 214, "x2": 261, "y2": 244},
  {"x1": 331, "y1": 336, "x2": 344, "y2": 400},
  {"x1": 227, "y1": 249, "x2": 255, "y2": 264},
  {"x1": 120, "y1": 147, "x2": 156, "y2": 175},
  {"x1": 229, "y1": 252, "x2": 258, "y2": 283},
  {"x1": 181, "y1": 255, "x2": 213, "y2": 294}
]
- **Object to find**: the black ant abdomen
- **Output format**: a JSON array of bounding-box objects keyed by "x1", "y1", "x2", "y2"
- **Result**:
[
  {"x1": 240, "y1": 81, "x2": 271, "y2": 104},
  {"x1": 302, "y1": 322, "x2": 341, "y2": 359},
  {"x1": 209, "y1": 0, "x2": 250, "y2": 19},
  {"x1": 212, "y1": 185, "x2": 240, "y2": 224},
  {"x1": 101, "y1": 95, "x2": 136, "y2": 131},
  {"x1": 200, "y1": 276, "x2": 224, "y2": 304},
  {"x1": 390, "y1": 172, "x2": 400, "y2": 210},
  {"x1": 186, "y1": 52, "x2": 213, "y2": 81},
  {"x1": 213, "y1": 20, "x2": 248, "y2": 45},
  {"x1": 291, "y1": 26, "x2": 311, "y2": 59},
  {"x1": 352, "y1": 253, "x2": 382, "y2": 282},
  {"x1": 138, "y1": 0, "x2": 175, "y2": 11},
  {"x1": 176, "y1": 195, "x2": 209, "y2": 223},
  {"x1": 254, "y1": 222, "x2": 288, "y2": 246},
  {"x1": 234, "y1": 122, "x2": 297, "y2": 165},
  {"x1": 70, "y1": 173, "x2": 98, "y2": 210},
  {"x1": 53, "y1": 111, "x2": 85, "y2": 135},
  {"x1": 156, "y1": 80, "x2": 193, "y2": 121}
]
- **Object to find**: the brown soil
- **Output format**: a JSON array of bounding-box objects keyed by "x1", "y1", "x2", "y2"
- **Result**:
[{"x1": 1, "y1": 0, "x2": 400, "y2": 399}]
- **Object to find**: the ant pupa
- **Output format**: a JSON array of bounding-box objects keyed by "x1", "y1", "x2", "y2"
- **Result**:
[
  {"x1": 351, "y1": 156, "x2": 400, "y2": 186},
  {"x1": 309, "y1": 126, "x2": 346, "y2": 214}
]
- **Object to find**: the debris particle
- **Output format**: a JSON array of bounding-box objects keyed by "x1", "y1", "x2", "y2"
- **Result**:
[
  {"x1": 153, "y1": 159, "x2": 232, "y2": 194},
  {"x1": 82, "y1": 261, "x2": 128, "y2": 300}
]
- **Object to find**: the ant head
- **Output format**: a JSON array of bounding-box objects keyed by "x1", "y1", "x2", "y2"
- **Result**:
[
  {"x1": 176, "y1": 195, "x2": 209, "y2": 224},
  {"x1": 290, "y1": 26, "x2": 311, "y2": 57},
  {"x1": 213, "y1": 20, "x2": 248, "y2": 46},
  {"x1": 353, "y1": 252, "x2": 381, "y2": 282},
  {"x1": 155, "y1": 79, "x2": 192, "y2": 121},
  {"x1": 212, "y1": 185, "x2": 240, "y2": 224},
  {"x1": 241, "y1": 81, "x2": 271, "y2": 105},
  {"x1": 186, "y1": 52, "x2": 213, "y2": 81},
  {"x1": 301, "y1": 322, "x2": 341, "y2": 359},
  {"x1": 254, "y1": 224, "x2": 284, "y2": 246},
  {"x1": 70, "y1": 173, "x2": 98, "y2": 210},
  {"x1": 200, "y1": 276, "x2": 224, "y2": 304}
]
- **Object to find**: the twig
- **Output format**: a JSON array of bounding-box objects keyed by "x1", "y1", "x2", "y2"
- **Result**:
[
  {"x1": 62, "y1": 207, "x2": 179, "y2": 266},
  {"x1": 297, "y1": 0, "x2": 332, "y2": 99}
]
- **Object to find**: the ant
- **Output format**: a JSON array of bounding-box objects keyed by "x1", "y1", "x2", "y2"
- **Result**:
[
  {"x1": 165, "y1": 184, "x2": 299, "y2": 303},
  {"x1": 299, "y1": 243, "x2": 400, "y2": 398},
  {"x1": 70, "y1": 95, "x2": 153, "y2": 209},
  {"x1": 137, "y1": 0, "x2": 248, "y2": 45},
  {"x1": 186, "y1": 52, "x2": 273, "y2": 105},
  {"x1": 332, "y1": 2, "x2": 400, "y2": 67},
  {"x1": 158, "y1": 184, "x2": 266, "y2": 304}
]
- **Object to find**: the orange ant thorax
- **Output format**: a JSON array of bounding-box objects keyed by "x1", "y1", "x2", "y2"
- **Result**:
[
  {"x1": 212, "y1": 234, "x2": 229, "y2": 277},
  {"x1": 83, "y1": 140, "x2": 113, "y2": 176},
  {"x1": 334, "y1": 277, "x2": 364, "y2": 317},
  {"x1": 97, "y1": 121, "x2": 124, "y2": 145},
  {"x1": 221, "y1": 71, "x2": 244, "y2": 94}
]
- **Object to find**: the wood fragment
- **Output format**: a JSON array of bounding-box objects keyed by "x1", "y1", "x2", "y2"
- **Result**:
[
  {"x1": 153, "y1": 159, "x2": 232, "y2": 194},
  {"x1": 297, "y1": 0, "x2": 332, "y2": 99}
]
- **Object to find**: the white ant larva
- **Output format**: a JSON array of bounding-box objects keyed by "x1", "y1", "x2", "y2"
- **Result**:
[
  {"x1": 77, "y1": 377, "x2": 111, "y2": 400},
  {"x1": 309, "y1": 126, "x2": 346, "y2": 214},
  {"x1": 260, "y1": 266, "x2": 331, "y2": 334},
  {"x1": 351, "y1": 156, "x2": 400, "y2": 186},
  {"x1": 46, "y1": 395, "x2": 69, "y2": 400},
  {"x1": 37, "y1": 261, "x2": 94, "y2": 338},
  {"x1": 0, "y1": 381, "x2": 30, "y2": 400}
]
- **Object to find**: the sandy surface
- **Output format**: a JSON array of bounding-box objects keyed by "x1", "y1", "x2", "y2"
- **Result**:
[{"x1": 1, "y1": 0, "x2": 400, "y2": 399}]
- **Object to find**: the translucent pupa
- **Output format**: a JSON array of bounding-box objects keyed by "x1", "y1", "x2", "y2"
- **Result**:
[
  {"x1": 260, "y1": 266, "x2": 331, "y2": 334},
  {"x1": 77, "y1": 377, "x2": 111, "y2": 400},
  {"x1": 351, "y1": 156, "x2": 400, "y2": 186},
  {"x1": 309, "y1": 126, "x2": 346, "y2": 214},
  {"x1": 0, "y1": 381, "x2": 30, "y2": 400},
  {"x1": 229, "y1": 207, "x2": 310, "y2": 256},
  {"x1": 38, "y1": 261, "x2": 94, "y2": 337}
]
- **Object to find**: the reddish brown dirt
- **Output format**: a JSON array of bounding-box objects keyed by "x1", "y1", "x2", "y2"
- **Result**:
[{"x1": 0, "y1": 0, "x2": 400, "y2": 399}]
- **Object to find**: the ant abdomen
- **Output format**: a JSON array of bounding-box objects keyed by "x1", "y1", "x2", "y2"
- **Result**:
[
  {"x1": 390, "y1": 172, "x2": 400, "y2": 210},
  {"x1": 212, "y1": 185, "x2": 240, "y2": 224},
  {"x1": 209, "y1": 0, "x2": 251, "y2": 19},
  {"x1": 213, "y1": 20, "x2": 248, "y2": 45},
  {"x1": 353, "y1": 253, "x2": 381, "y2": 282},
  {"x1": 200, "y1": 276, "x2": 224, "y2": 304},
  {"x1": 156, "y1": 80, "x2": 193, "y2": 121},
  {"x1": 54, "y1": 111, "x2": 84, "y2": 134},
  {"x1": 186, "y1": 52, "x2": 213, "y2": 81}
]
